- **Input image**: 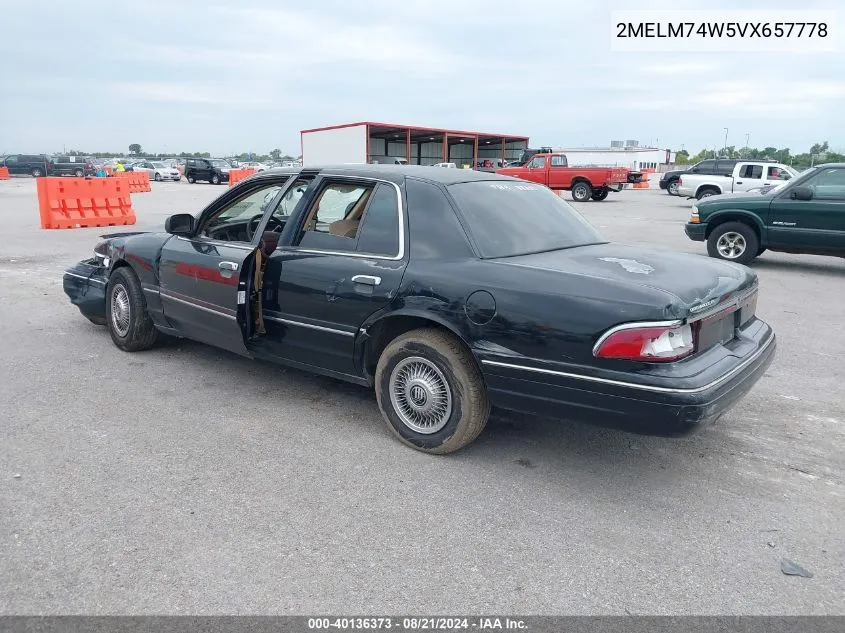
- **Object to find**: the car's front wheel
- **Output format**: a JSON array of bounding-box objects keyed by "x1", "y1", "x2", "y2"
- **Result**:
[
  {"x1": 707, "y1": 221, "x2": 759, "y2": 265},
  {"x1": 187, "y1": 174, "x2": 196, "y2": 183},
  {"x1": 571, "y1": 181, "x2": 592, "y2": 202},
  {"x1": 154, "y1": 172, "x2": 162, "y2": 181},
  {"x1": 211, "y1": 174, "x2": 221, "y2": 185},
  {"x1": 31, "y1": 168, "x2": 43, "y2": 177},
  {"x1": 667, "y1": 180, "x2": 680, "y2": 195},
  {"x1": 106, "y1": 267, "x2": 159, "y2": 352},
  {"x1": 375, "y1": 328, "x2": 489, "y2": 454},
  {"x1": 74, "y1": 169, "x2": 84, "y2": 178}
]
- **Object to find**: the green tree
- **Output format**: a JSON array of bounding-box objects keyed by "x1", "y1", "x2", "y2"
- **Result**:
[
  {"x1": 270, "y1": 149, "x2": 281, "y2": 160},
  {"x1": 809, "y1": 141, "x2": 829, "y2": 155},
  {"x1": 674, "y1": 149, "x2": 690, "y2": 165},
  {"x1": 129, "y1": 143, "x2": 142, "y2": 155}
]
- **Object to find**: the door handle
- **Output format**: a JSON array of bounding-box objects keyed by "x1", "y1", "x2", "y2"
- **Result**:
[
  {"x1": 219, "y1": 261, "x2": 239, "y2": 272},
  {"x1": 736, "y1": 181, "x2": 743, "y2": 185},
  {"x1": 352, "y1": 275, "x2": 381, "y2": 286}
]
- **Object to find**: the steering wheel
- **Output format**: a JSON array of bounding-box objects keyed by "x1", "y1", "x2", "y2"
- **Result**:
[{"x1": 245, "y1": 213, "x2": 264, "y2": 242}]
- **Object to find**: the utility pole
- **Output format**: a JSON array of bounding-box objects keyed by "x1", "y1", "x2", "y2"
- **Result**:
[
  {"x1": 723, "y1": 128, "x2": 729, "y2": 157},
  {"x1": 744, "y1": 133, "x2": 750, "y2": 157}
]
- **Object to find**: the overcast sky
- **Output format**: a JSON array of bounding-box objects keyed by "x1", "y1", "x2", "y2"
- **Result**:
[{"x1": 1, "y1": 0, "x2": 842, "y2": 156}]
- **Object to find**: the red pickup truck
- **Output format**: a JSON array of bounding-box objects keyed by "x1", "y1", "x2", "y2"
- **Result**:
[{"x1": 496, "y1": 153, "x2": 630, "y2": 201}]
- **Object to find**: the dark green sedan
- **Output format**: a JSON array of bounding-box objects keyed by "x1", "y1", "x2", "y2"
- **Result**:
[{"x1": 685, "y1": 163, "x2": 845, "y2": 264}]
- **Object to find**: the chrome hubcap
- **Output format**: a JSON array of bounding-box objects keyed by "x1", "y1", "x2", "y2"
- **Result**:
[
  {"x1": 669, "y1": 182, "x2": 679, "y2": 194},
  {"x1": 110, "y1": 284, "x2": 131, "y2": 336},
  {"x1": 389, "y1": 356, "x2": 452, "y2": 434},
  {"x1": 717, "y1": 232, "x2": 746, "y2": 259},
  {"x1": 574, "y1": 185, "x2": 588, "y2": 198}
]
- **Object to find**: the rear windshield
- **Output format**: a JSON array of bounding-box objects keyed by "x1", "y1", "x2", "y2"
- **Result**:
[{"x1": 447, "y1": 181, "x2": 606, "y2": 258}]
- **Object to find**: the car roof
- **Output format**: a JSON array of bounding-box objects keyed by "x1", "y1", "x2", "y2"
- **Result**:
[{"x1": 261, "y1": 164, "x2": 516, "y2": 185}]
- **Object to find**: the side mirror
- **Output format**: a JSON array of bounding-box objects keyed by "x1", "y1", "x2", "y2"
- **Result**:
[
  {"x1": 165, "y1": 213, "x2": 195, "y2": 235},
  {"x1": 789, "y1": 186, "x2": 813, "y2": 201}
]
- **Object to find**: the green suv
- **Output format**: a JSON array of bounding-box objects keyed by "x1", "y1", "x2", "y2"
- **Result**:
[{"x1": 685, "y1": 163, "x2": 845, "y2": 264}]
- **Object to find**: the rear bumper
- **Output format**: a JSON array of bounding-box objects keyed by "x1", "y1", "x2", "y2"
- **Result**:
[
  {"x1": 685, "y1": 222, "x2": 707, "y2": 242},
  {"x1": 478, "y1": 321, "x2": 776, "y2": 437},
  {"x1": 63, "y1": 259, "x2": 108, "y2": 321}
]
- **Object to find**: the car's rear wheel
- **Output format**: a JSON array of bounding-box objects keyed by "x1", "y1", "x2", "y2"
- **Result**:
[
  {"x1": 106, "y1": 267, "x2": 159, "y2": 352},
  {"x1": 667, "y1": 180, "x2": 680, "y2": 195},
  {"x1": 74, "y1": 169, "x2": 84, "y2": 178},
  {"x1": 571, "y1": 181, "x2": 592, "y2": 202},
  {"x1": 31, "y1": 168, "x2": 42, "y2": 177},
  {"x1": 707, "y1": 222, "x2": 759, "y2": 265},
  {"x1": 187, "y1": 174, "x2": 196, "y2": 183},
  {"x1": 375, "y1": 328, "x2": 489, "y2": 454},
  {"x1": 211, "y1": 174, "x2": 221, "y2": 185},
  {"x1": 696, "y1": 187, "x2": 720, "y2": 200},
  {"x1": 591, "y1": 187, "x2": 609, "y2": 201},
  {"x1": 154, "y1": 172, "x2": 162, "y2": 181}
]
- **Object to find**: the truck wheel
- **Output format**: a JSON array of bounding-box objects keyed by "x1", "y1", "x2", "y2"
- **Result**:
[
  {"x1": 106, "y1": 267, "x2": 159, "y2": 352},
  {"x1": 707, "y1": 222, "x2": 759, "y2": 265},
  {"x1": 211, "y1": 174, "x2": 221, "y2": 185},
  {"x1": 590, "y1": 187, "x2": 609, "y2": 201},
  {"x1": 74, "y1": 169, "x2": 84, "y2": 178},
  {"x1": 187, "y1": 174, "x2": 195, "y2": 183},
  {"x1": 571, "y1": 181, "x2": 592, "y2": 202},
  {"x1": 31, "y1": 168, "x2": 43, "y2": 177},
  {"x1": 667, "y1": 180, "x2": 680, "y2": 195},
  {"x1": 375, "y1": 328, "x2": 490, "y2": 454},
  {"x1": 696, "y1": 187, "x2": 720, "y2": 200}
]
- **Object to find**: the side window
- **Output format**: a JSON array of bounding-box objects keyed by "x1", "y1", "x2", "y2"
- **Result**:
[
  {"x1": 690, "y1": 160, "x2": 713, "y2": 173},
  {"x1": 5, "y1": 155, "x2": 18, "y2": 165},
  {"x1": 739, "y1": 165, "x2": 762, "y2": 179},
  {"x1": 768, "y1": 166, "x2": 790, "y2": 180},
  {"x1": 528, "y1": 156, "x2": 546, "y2": 169},
  {"x1": 355, "y1": 184, "x2": 400, "y2": 257},
  {"x1": 805, "y1": 168, "x2": 845, "y2": 201},
  {"x1": 298, "y1": 181, "x2": 375, "y2": 251},
  {"x1": 714, "y1": 161, "x2": 735, "y2": 176},
  {"x1": 550, "y1": 155, "x2": 566, "y2": 167},
  {"x1": 199, "y1": 183, "x2": 284, "y2": 242},
  {"x1": 271, "y1": 177, "x2": 313, "y2": 221}
]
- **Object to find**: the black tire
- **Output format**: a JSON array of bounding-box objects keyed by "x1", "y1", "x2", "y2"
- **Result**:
[
  {"x1": 757, "y1": 247, "x2": 767, "y2": 256},
  {"x1": 211, "y1": 173, "x2": 221, "y2": 185},
  {"x1": 696, "y1": 187, "x2": 720, "y2": 200},
  {"x1": 706, "y1": 221, "x2": 760, "y2": 265},
  {"x1": 73, "y1": 169, "x2": 84, "y2": 178},
  {"x1": 85, "y1": 315, "x2": 107, "y2": 326},
  {"x1": 375, "y1": 328, "x2": 490, "y2": 454},
  {"x1": 590, "y1": 187, "x2": 609, "y2": 201},
  {"x1": 154, "y1": 172, "x2": 162, "y2": 182},
  {"x1": 106, "y1": 267, "x2": 159, "y2": 352},
  {"x1": 31, "y1": 168, "x2": 43, "y2": 177},
  {"x1": 571, "y1": 181, "x2": 592, "y2": 202},
  {"x1": 187, "y1": 174, "x2": 196, "y2": 183},
  {"x1": 667, "y1": 180, "x2": 680, "y2": 196}
]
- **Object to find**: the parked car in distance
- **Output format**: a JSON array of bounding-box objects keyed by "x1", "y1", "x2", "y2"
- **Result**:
[
  {"x1": 1, "y1": 153, "x2": 49, "y2": 177},
  {"x1": 369, "y1": 157, "x2": 408, "y2": 165},
  {"x1": 240, "y1": 161, "x2": 270, "y2": 172},
  {"x1": 496, "y1": 152, "x2": 630, "y2": 201},
  {"x1": 63, "y1": 165, "x2": 775, "y2": 454},
  {"x1": 685, "y1": 163, "x2": 845, "y2": 264},
  {"x1": 130, "y1": 160, "x2": 182, "y2": 181},
  {"x1": 678, "y1": 162, "x2": 796, "y2": 200},
  {"x1": 184, "y1": 158, "x2": 232, "y2": 184},
  {"x1": 48, "y1": 155, "x2": 95, "y2": 177},
  {"x1": 661, "y1": 159, "x2": 738, "y2": 196},
  {"x1": 433, "y1": 162, "x2": 457, "y2": 168}
]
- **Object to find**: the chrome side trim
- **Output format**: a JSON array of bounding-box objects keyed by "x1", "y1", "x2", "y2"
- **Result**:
[
  {"x1": 482, "y1": 333, "x2": 774, "y2": 395},
  {"x1": 591, "y1": 319, "x2": 682, "y2": 357},
  {"x1": 176, "y1": 236, "x2": 255, "y2": 251},
  {"x1": 64, "y1": 271, "x2": 106, "y2": 285},
  {"x1": 283, "y1": 177, "x2": 406, "y2": 261},
  {"x1": 160, "y1": 290, "x2": 237, "y2": 320},
  {"x1": 263, "y1": 314, "x2": 355, "y2": 337}
]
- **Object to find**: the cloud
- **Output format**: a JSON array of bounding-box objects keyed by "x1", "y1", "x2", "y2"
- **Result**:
[{"x1": 112, "y1": 82, "x2": 272, "y2": 107}]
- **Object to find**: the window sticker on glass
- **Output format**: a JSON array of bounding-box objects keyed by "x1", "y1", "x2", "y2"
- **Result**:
[{"x1": 488, "y1": 183, "x2": 541, "y2": 191}]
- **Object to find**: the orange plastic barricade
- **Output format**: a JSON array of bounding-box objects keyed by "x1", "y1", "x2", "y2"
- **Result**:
[
  {"x1": 228, "y1": 168, "x2": 257, "y2": 187},
  {"x1": 0, "y1": 166, "x2": 10, "y2": 180},
  {"x1": 111, "y1": 170, "x2": 151, "y2": 193},
  {"x1": 633, "y1": 170, "x2": 651, "y2": 189},
  {"x1": 37, "y1": 177, "x2": 136, "y2": 229}
]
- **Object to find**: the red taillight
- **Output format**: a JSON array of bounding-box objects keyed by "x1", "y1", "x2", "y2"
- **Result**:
[
  {"x1": 678, "y1": 177, "x2": 683, "y2": 185},
  {"x1": 594, "y1": 322, "x2": 696, "y2": 362}
]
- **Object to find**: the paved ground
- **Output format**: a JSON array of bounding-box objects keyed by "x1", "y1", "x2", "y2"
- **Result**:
[{"x1": 1, "y1": 176, "x2": 843, "y2": 615}]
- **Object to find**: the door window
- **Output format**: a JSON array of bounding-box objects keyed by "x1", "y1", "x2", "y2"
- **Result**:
[
  {"x1": 739, "y1": 165, "x2": 763, "y2": 179},
  {"x1": 689, "y1": 160, "x2": 715, "y2": 174},
  {"x1": 550, "y1": 155, "x2": 567, "y2": 167},
  {"x1": 804, "y1": 168, "x2": 845, "y2": 201},
  {"x1": 4, "y1": 155, "x2": 18, "y2": 165},
  {"x1": 199, "y1": 183, "x2": 285, "y2": 242},
  {"x1": 528, "y1": 156, "x2": 546, "y2": 169},
  {"x1": 355, "y1": 184, "x2": 401, "y2": 257},
  {"x1": 768, "y1": 166, "x2": 791, "y2": 180},
  {"x1": 714, "y1": 161, "x2": 735, "y2": 176}
]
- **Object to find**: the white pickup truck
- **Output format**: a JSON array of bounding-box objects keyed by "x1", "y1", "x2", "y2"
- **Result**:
[{"x1": 678, "y1": 161, "x2": 797, "y2": 200}]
